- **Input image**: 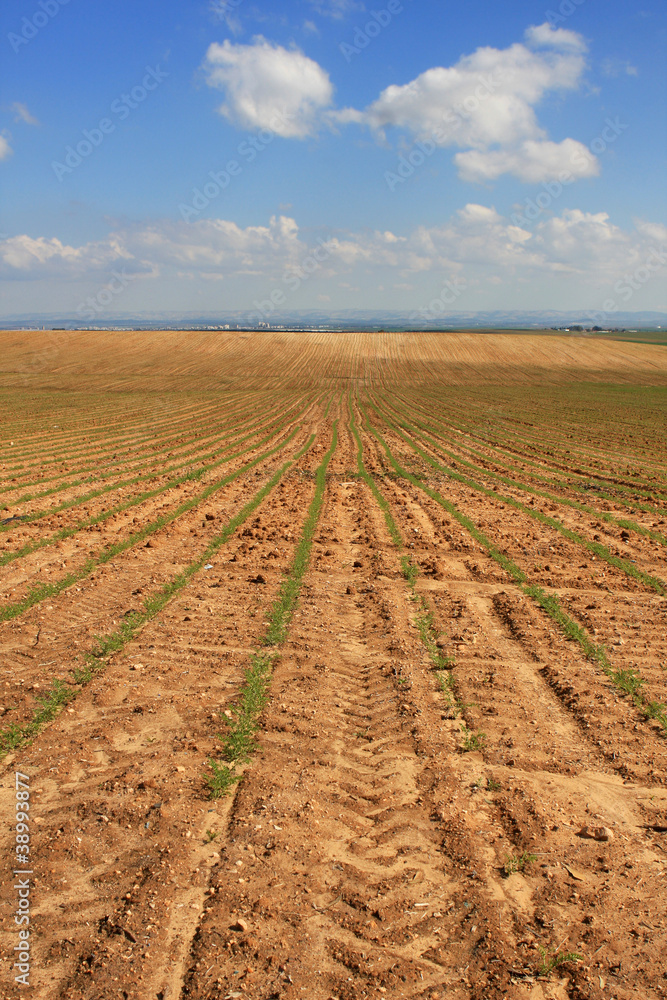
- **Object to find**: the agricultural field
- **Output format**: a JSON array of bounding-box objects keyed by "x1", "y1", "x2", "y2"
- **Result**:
[{"x1": 0, "y1": 328, "x2": 666, "y2": 1000}]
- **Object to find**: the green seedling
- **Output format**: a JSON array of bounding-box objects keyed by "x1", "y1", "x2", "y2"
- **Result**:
[
  {"x1": 503, "y1": 850, "x2": 537, "y2": 876},
  {"x1": 206, "y1": 761, "x2": 242, "y2": 799},
  {"x1": 400, "y1": 555, "x2": 419, "y2": 586},
  {"x1": 612, "y1": 667, "x2": 644, "y2": 697},
  {"x1": 643, "y1": 701, "x2": 667, "y2": 725},
  {"x1": 538, "y1": 947, "x2": 583, "y2": 977},
  {"x1": 460, "y1": 725, "x2": 486, "y2": 752},
  {"x1": 71, "y1": 663, "x2": 93, "y2": 685}
]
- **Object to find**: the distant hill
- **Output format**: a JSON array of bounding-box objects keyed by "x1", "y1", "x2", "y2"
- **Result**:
[{"x1": 1, "y1": 309, "x2": 665, "y2": 331}]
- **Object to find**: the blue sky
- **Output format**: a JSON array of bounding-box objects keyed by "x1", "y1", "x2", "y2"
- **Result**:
[{"x1": 1, "y1": 0, "x2": 666, "y2": 322}]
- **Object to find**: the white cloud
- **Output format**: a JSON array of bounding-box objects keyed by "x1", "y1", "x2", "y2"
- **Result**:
[
  {"x1": 200, "y1": 23, "x2": 598, "y2": 185},
  {"x1": 204, "y1": 38, "x2": 333, "y2": 137},
  {"x1": 634, "y1": 220, "x2": 667, "y2": 245},
  {"x1": 334, "y1": 22, "x2": 594, "y2": 183},
  {"x1": 524, "y1": 23, "x2": 587, "y2": 52},
  {"x1": 11, "y1": 102, "x2": 39, "y2": 126},
  {"x1": 0, "y1": 135, "x2": 12, "y2": 161},
  {"x1": 455, "y1": 138, "x2": 599, "y2": 183},
  {"x1": 534, "y1": 209, "x2": 646, "y2": 276},
  {"x1": 0, "y1": 234, "x2": 146, "y2": 279},
  {"x1": 404, "y1": 204, "x2": 541, "y2": 274},
  {"x1": 121, "y1": 214, "x2": 304, "y2": 274},
  {"x1": 3, "y1": 207, "x2": 663, "y2": 296},
  {"x1": 342, "y1": 28, "x2": 587, "y2": 144}
]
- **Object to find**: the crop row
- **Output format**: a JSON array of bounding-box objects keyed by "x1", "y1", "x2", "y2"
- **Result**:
[
  {"x1": 0, "y1": 399, "x2": 319, "y2": 619},
  {"x1": 355, "y1": 391, "x2": 667, "y2": 734},
  {"x1": 377, "y1": 389, "x2": 667, "y2": 540},
  {"x1": 0, "y1": 389, "x2": 301, "y2": 493},
  {"x1": 0, "y1": 393, "x2": 315, "y2": 543},
  {"x1": 391, "y1": 386, "x2": 667, "y2": 507}
]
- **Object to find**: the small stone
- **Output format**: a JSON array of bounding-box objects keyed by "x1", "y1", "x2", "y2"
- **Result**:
[{"x1": 231, "y1": 918, "x2": 249, "y2": 933}]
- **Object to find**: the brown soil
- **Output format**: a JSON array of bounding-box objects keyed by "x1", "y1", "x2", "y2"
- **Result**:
[{"x1": 0, "y1": 330, "x2": 665, "y2": 1000}]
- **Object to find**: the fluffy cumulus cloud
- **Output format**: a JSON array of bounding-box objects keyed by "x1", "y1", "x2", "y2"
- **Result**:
[
  {"x1": 533, "y1": 209, "x2": 650, "y2": 277},
  {"x1": 204, "y1": 37, "x2": 334, "y2": 137},
  {"x1": 0, "y1": 217, "x2": 306, "y2": 282},
  {"x1": 395, "y1": 204, "x2": 541, "y2": 279},
  {"x1": 201, "y1": 24, "x2": 601, "y2": 184},
  {"x1": 121, "y1": 214, "x2": 304, "y2": 276},
  {"x1": 634, "y1": 220, "x2": 667, "y2": 245},
  {"x1": 3, "y1": 207, "x2": 665, "y2": 294},
  {"x1": 0, "y1": 234, "x2": 146, "y2": 279},
  {"x1": 524, "y1": 23, "x2": 587, "y2": 52},
  {"x1": 0, "y1": 135, "x2": 12, "y2": 161},
  {"x1": 455, "y1": 138, "x2": 599, "y2": 183},
  {"x1": 334, "y1": 22, "x2": 594, "y2": 182}
]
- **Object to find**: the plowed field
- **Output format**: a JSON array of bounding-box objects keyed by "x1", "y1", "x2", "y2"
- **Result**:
[{"x1": 0, "y1": 329, "x2": 666, "y2": 1000}]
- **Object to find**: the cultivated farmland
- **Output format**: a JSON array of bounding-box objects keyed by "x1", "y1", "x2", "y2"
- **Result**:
[{"x1": 0, "y1": 329, "x2": 666, "y2": 1000}]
